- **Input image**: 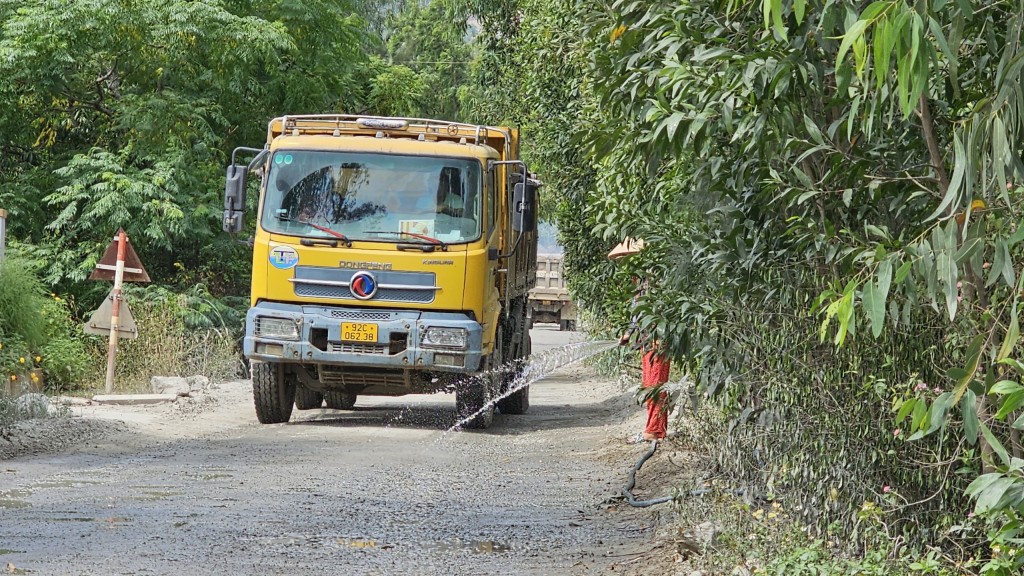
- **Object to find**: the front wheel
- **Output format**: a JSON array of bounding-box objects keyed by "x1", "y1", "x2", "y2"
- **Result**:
[
  {"x1": 251, "y1": 362, "x2": 295, "y2": 424},
  {"x1": 497, "y1": 332, "x2": 530, "y2": 415},
  {"x1": 456, "y1": 376, "x2": 495, "y2": 429},
  {"x1": 456, "y1": 331, "x2": 500, "y2": 429}
]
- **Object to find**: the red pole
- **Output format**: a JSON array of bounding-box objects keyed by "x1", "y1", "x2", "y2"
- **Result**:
[{"x1": 104, "y1": 230, "x2": 127, "y2": 393}]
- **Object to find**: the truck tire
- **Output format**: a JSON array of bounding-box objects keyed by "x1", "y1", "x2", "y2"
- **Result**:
[
  {"x1": 497, "y1": 368, "x2": 530, "y2": 414},
  {"x1": 457, "y1": 333, "x2": 500, "y2": 429},
  {"x1": 324, "y1": 391, "x2": 357, "y2": 410},
  {"x1": 294, "y1": 386, "x2": 323, "y2": 410},
  {"x1": 456, "y1": 376, "x2": 495, "y2": 429},
  {"x1": 251, "y1": 362, "x2": 295, "y2": 424},
  {"x1": 559, "y1": 319, "x2": 569, "y2": 331},
  {"x1": 498, "y1": 332, "x2": 530, "y2": 415}
]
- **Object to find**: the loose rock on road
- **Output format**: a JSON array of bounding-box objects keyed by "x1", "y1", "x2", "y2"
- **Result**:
[{"x1": 1, "y1": 327, "x2": 654, "y2": 575}]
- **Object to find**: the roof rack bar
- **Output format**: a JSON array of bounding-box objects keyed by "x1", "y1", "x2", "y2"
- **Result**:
[{"x1": 269, "y1": 114, "x2": 494, "y2": 143}]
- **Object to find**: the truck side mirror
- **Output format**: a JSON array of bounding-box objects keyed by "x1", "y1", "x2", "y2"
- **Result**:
[
  {"x1": 223, "y1": 164, "x2": 248, "y2": 233},
  {"x1": 512, "y1": 182, "x2": 537, "y2": 233}
]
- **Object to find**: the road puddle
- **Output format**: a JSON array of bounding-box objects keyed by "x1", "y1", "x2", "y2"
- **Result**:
[
  {"x1": 338, "y1": 538, "x2": 386, "y2": 549},
  {"x1": 0, "y1": 476, "x2": 112, "y2": 510},
  {"x1": 49, "y1": 516, "x2": 133, "y2": 524},
  {"x1": 426, "y1": 539, "x2": 511, "y2": 554},
  {"x1": 180, "y1": 467, "x2": 234, "y2": 482},
  {"x1": 0, "y1": 498, "x2": 30, "y2": 509},
  {"x1": 132, "y1": 491, "x2": 182, "y2": 501},
  {"x1": 0, "y1": 489, "x2": 31, "y2": 509},
  {"x1": 326, "y1": 537, "x2": 510, "y2": 554},
  {"x1": 127, "y1": 485, "x2": 183, "y2": 500},
  {"x1": 263, "y1": 536, "x2": 307, "y2": 546},
  {"x1": 32, "y1": 478, "x2": 103, "y2": 490}
]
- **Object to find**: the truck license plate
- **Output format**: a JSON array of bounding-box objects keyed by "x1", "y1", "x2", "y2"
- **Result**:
[{"x1": 341, "y1": 322, "x2": 378, "y2": 342}]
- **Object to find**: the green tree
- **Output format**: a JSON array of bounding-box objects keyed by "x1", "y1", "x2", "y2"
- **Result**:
[
  {"x1": 385, "y1": 0, "x2": 473, "y2": 120},
  {"x1": 0, "y1": 0, "x2": 370, "y2": 297}
]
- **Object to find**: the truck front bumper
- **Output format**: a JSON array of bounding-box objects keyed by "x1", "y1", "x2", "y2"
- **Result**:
[{"x1": 243, "y1": 302, "x2": 484, "y2": 373}]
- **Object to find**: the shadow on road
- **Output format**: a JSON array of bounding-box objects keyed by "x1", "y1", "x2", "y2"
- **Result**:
[
  {"x1": 285, "y1": 387, "x2": 633, "y2": 434},
  {"x1": 292, "y1": 405, "x2": 458, "y2": 430}
]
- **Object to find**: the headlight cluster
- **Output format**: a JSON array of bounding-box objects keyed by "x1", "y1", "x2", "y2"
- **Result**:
[
  {"x1": 255, "y1": 316, "x2": 300, "y2": 340},
  {"x1": 421, "y1": 327, "x2": 468, "y2": 349}
]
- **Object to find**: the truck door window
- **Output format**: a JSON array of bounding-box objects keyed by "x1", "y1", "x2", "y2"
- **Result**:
[{"x1": 261, "y1": 151, "x2": 482, "y2": 244}]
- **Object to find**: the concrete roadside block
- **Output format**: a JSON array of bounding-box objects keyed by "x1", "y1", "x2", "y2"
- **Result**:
[
  {"x1": 57, "y1": 396, "x2": 92, "y2": 406},
  {"x1": 151, "y1": 376, "x2": 191, "y2": 396},
  {"x1": 186, "y1": 375, "x2": 211, "y2": 394},
  {"x1": 91, "y1": 394, "x2": 179, "y2": 405}
]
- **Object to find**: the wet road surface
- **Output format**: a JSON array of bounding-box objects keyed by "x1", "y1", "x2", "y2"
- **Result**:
[{"x1": 0, "y1": 327, "x2": 640, "y2": 575}]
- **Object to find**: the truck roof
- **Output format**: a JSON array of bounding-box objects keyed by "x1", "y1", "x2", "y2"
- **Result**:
[
  {"x1": 267, "y1": 115, "x2": 516, "y2": 157},
  {"x1": 269, "y1": 133, "x2": 501, "y2": 160}
]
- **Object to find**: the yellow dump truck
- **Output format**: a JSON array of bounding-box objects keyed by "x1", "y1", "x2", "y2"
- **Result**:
[{"x1": 223, "y1": 115, "x2": 539, "y2": 428}]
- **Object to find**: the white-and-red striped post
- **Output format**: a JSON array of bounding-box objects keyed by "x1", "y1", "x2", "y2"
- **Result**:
[{"x1": 104, "y1": 230, "x2": 127, "y2": 393}]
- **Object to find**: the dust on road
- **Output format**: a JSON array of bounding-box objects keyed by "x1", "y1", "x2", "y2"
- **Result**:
[{"x1": 0, "y1": 327, "x2": 662, "y2": 575}]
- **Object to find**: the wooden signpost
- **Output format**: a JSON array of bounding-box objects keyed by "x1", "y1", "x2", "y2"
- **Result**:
[{"x1": 85, "y1": 229, "x2": 150, "y2": 393}]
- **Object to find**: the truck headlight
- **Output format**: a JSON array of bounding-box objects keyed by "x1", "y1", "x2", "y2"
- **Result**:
[
  {"x1": 422, "y1": 327, "x2": 468, "y2": 349},
  {"x1": 255, "y1": 316, "x2": 300, "y2": 340}
]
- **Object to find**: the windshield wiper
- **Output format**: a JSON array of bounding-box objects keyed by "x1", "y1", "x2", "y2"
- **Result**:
[
  {"x1": 275, "y1": 212, "x2": 352, "y2": 247},
  {"x1": 365, "y1": 230, "x2": 448, "y2": 252}
]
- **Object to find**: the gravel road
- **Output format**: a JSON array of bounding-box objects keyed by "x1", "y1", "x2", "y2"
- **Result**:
[{"x1": 0, "y1": 327, "x2": 655, "y2": 575}]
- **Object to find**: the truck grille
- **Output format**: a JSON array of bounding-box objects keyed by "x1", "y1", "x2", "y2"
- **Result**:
[
  {"x1": 330, "y1": 310, "x2": 393, "y2": 321},
  {"x1": 318, "y1": 367, "x2": 406, "y2": 388},
  {"x1": 296, "y1": 284, "x2": 435, "y2": 303},
  {"x1": 291, "y1": 267, "x2": 437, "y2": 304},
  {"x1": 327, "y1": 342, "x2": 389, "y2": 355}
]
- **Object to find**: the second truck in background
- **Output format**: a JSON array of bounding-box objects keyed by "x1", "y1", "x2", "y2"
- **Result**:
[{"x1": 527, "y1": 253, "x2": 576, "y2": 331}]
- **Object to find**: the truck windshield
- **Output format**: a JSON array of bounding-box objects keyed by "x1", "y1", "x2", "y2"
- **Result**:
[{"x1": 261, "y1": 150, "x2": 482, "y2": 244}]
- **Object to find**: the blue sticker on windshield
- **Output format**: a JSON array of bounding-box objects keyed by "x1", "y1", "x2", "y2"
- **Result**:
[
  {"x1": 283, "y1": 154, "x2": 293, "y2": 165},
  {"x1": 274, "y1": 153, "x2": 284, "y2": 164},
  {"x1": 269, "y1": 245, "x2": 299, "y2": 270}
]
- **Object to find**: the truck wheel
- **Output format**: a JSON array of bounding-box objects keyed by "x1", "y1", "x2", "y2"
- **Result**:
[
  {"x1": 567, "y1": 320, "x2": 577, "y2": 331},
  {"x1": 559, "y1": 319, "x2": 569, "y2": 331},
  {"x1": 457, "y1": 333, "x2": 500, "y2": 429},
  {"x1": 251, "y1": 362, "x2": 295, "y2": 424},
  {"x1": 294, "y1": 386, "x2": 323, "y2": 410},
  {"x1": 497, "y1": 371, "x2": 529, "y2": 414},
  {"x1": 456, "y1": 375, "x2": 495, "y2": 429},
  {"x1": 324, "y1": 391, "x2": 357, "y2": 410},
  {"x1": 498, "y1": 333, "x2": 530, "y2": 415}
]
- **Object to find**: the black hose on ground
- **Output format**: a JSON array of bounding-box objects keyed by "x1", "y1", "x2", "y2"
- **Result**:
[
  {"x1": 622, "y1": 440, "x2": 674, "y2": 507},
  {"x1": 621, "y1": 440, "x2": 747, "y2": 508}
]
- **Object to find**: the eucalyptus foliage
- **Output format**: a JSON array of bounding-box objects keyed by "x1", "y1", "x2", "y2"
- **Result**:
[
  {"x1": 384, "y1": 0, "x2": 473, "y2": 120},
  {"x1": 466, "y1": 0, "x2": 1024, "y2": 569}
]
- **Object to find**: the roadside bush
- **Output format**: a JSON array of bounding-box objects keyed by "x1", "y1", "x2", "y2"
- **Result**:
[
  {"x1": 0, "y1": 256, "x2": 89, "y2": 391},
  {"x1": 38, "y1": 293, "x2": 91, "y2": 390},
  {"x1": 0, "y1": 256, "x2": 48, "y2": 350},
  {"x1": 84, "y1": 284, "x2": 243, "y2": 391}
]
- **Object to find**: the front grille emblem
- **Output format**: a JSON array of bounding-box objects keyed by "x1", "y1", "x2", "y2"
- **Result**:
[{"x1": 350, "y1": 271, "x2": 378, "y2": 300}]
